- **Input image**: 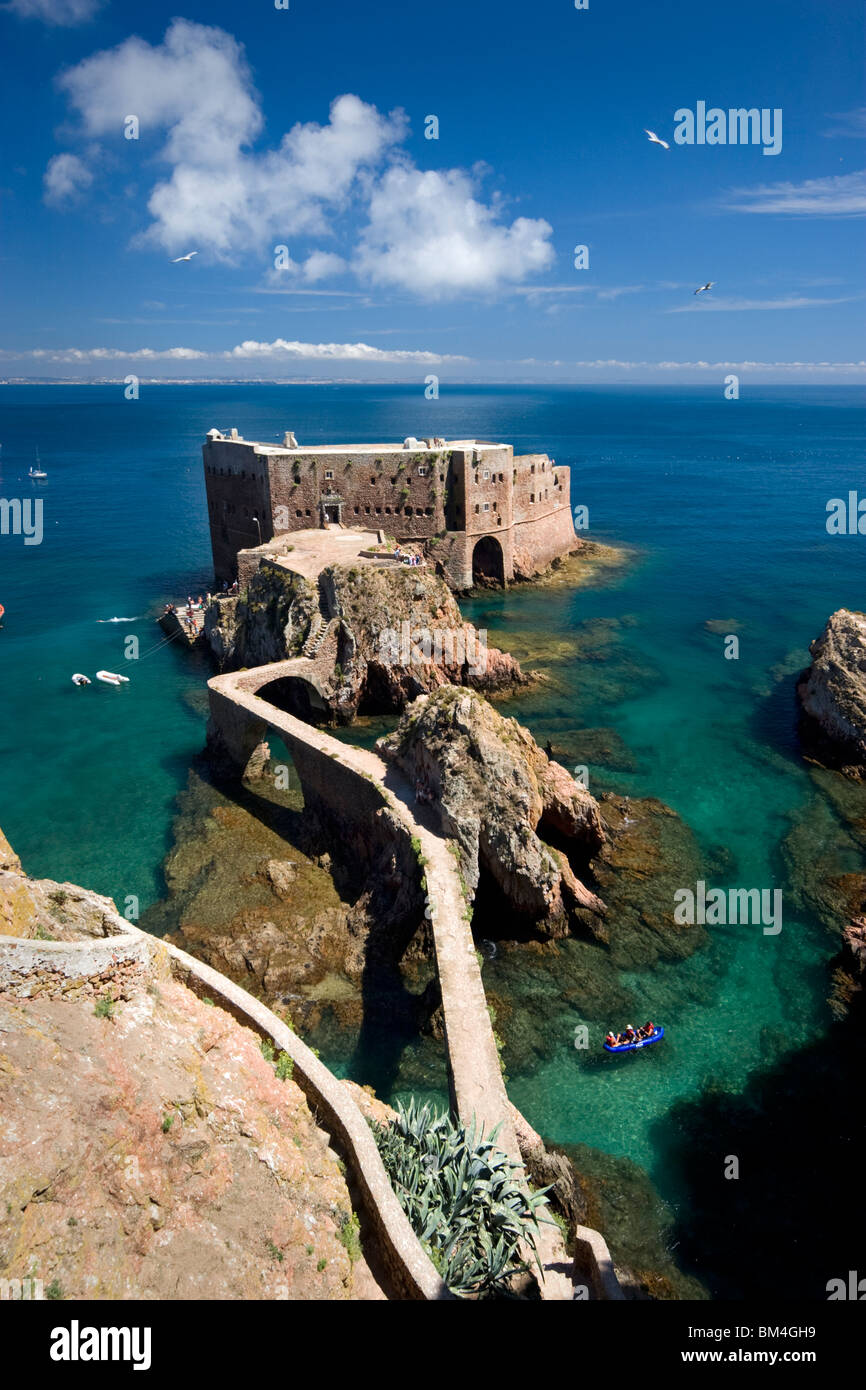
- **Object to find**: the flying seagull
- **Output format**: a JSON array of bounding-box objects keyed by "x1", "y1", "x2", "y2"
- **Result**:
[
  {"x1": 694, "y1": 281, "x2": 715, "y2": 295},
  {"x1": 171, "y1": 251, "x2": 198, "y2": 262},
  {"x1": 644, "y1": 129, "x2": 670, "y2": 149}
]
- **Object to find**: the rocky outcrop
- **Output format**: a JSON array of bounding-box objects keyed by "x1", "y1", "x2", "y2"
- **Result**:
[
  {"x1": 798, "y1": 609, "x2": 866, "y2": 778},
  {"x1": 204, "y1": 558, "x2": 527, "y2": 723},
  {"x1": 377, "y1": 687, "x2": 606, "y2": 938},
  {"x1": 0, "y1": 846, "x2": 130, "y2": 944},
  {"x1": 829, "y1": 916, "x2": 866, "y2": 1021},
  {"x1": 0, "y1": 845, "x2": 382, "y2": 1300}
]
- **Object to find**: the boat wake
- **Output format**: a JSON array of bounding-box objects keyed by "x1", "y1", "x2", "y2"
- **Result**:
[{"x1": 96, "y1": 617, "x2": 142, "y2": 623}]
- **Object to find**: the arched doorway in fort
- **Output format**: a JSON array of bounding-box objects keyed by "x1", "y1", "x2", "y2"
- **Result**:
[{"x1": 472, "y1": 535, "x2": 505, "y2": 587}]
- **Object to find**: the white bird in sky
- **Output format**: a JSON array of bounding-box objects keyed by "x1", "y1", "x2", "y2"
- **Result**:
[
  {"x1": 694, "y1": 281, "x2": 715, "y2": 295},
  {"x1": 644, "y1": 129, "x2": 670, "y2": 149},
  {"x1": 171, "y1": 251, "x2": 198, "y2": 262}
]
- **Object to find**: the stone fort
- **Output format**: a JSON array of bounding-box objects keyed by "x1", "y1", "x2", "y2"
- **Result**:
[{"x1": 203, "y1": 428, "x2": 577, "y2": 590}]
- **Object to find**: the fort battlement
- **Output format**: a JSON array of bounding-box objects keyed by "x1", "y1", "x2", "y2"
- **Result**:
[{"x1": 203, "y1": 428, "x2": 577, "y2": 590}]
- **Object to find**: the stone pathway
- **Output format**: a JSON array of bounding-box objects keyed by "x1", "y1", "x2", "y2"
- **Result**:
[{"x1": 209, "y1": 664, "x2": 575, "y2": 1299}]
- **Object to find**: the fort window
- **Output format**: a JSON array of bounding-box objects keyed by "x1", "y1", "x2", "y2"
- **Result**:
[
  {"x1": 325, "y1": 470, "x2": 334, "y2": 481},
  {"x1": 354, "y1": 506, "x2": 360, "y2": 514},
  {"x1": 385, "y1": 507, "x2": 392, "y2": 514},
  {"x1": 375, "y1": 506, "x2": 381, "y2": 513},
  {"x1": 439, "y1": 474, "x2": 445, "y2": 482},
  {"x1": 531, "y1": 464, "x2": 536, "y2": 474},
  {"x1": 483, "y1": 470, "x2": 490, "y2": 480},
  {"x1": 474, "y1": 504, "x2": 480, "y2": 514},
  {"x1": 417, "y1": 466, "x2": 428, "y2": 476},
  {"x1": 425, "y1": 507, "x2": 433, "y2": 515},
  {"x1": 366, "y1": 506, "x2": 371, "y2": 513},
  {"x1": 370, "y1": 477, "x2": 376, "y2": 485},
  {"x1": 531, "y1": 494, "x2": 535, "y2": 503},
  {"x1": 305, "y1": 509, "x2": 311, "y2": 516},
  {"x1": 483, "y1": 502, "x2": 490, "y2": 512},
  {"x1": 296, "y1": 509, "x2": 302, "y2": 517}
]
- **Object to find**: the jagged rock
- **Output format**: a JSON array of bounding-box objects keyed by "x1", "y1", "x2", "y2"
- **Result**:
[
  {"x1": 798, "y1": 609, "x2": 866, "y2": 778},
  {"x1": 377, "y1": 687, "x2": 606, "y2": 938},
  {"x1": 829, "y1": 916, "x2": 866, "y2": 1021},
  {"x1": 0, "y1": 869, "x2": 125, "y2": 942},
  {"x1": 203, "y1": 558, "x2": 528, "y2": 722}
]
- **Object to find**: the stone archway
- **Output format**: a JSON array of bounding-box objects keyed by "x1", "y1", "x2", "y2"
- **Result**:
[
  {"x1": 257, "y1": 674, "x2": 329, "y2": 725},
  {"x1": 472, "y1": 535, "x2": 505, "y2": 587}
]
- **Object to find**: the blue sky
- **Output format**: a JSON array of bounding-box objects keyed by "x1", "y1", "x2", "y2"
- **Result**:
[{"x1": 1, "y1": 0, "x2": 864, "y2": 382}]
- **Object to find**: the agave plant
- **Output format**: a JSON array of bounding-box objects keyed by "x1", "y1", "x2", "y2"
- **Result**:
[{"x1": 372, "y1": 1098, "x2": 550, "y2": 1297}]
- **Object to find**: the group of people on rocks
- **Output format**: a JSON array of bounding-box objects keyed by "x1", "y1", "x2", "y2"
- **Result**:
[
  {"x1": 606, "y1": 1021, "x2": 656, "y2": 1048},
  {"x1": 162, "y1": 582, "x2": 238, "y2": 638},
  {"x1": 394, "y1": 546, "x2": 426, "y2": 568}
]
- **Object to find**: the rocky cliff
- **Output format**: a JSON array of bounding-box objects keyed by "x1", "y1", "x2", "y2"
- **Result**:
[
  {"x1": 798, "y1": 609, "x2": 866, "y2": 778},
  {"x1": 377, "y1": 687, "x2": 607, "y2": 939},
  {"x1": 204, "y1": 558, "x2": 527, "y2": 722},
  {"x1": 0, "y1": 839, "x2": 383, "y2": 1300}
]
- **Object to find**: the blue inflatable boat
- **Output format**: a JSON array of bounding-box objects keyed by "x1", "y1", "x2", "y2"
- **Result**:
[{"x1": 603, "y1": 1026, "x2": 664, "y2": 1054}]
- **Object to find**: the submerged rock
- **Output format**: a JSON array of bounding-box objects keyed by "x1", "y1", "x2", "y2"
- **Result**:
[
  {"x1": 798, "y1": 609, "x2": 866, "y2": 778},
  {"x1": 377, "y1": 686, "x2": 606, "y2": 938}
]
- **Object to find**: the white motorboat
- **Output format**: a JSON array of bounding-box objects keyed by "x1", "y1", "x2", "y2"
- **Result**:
[
  {"x1": 71, "y1": 673, "x2": 91, "y2": 686},
  {"x1": 96, "y1": 670, "x2": 130, "y2": 686},
  {"x1": 29, "y1": 450, "x2": 47, "y2": 480}
]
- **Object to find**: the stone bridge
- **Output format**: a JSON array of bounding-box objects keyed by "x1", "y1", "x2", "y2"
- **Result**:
[{"x1": 207, "y1": 660, "x2": 623, "y2": 1300}]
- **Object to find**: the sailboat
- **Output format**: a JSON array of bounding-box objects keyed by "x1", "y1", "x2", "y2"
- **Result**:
[{"x1": 29, "y1": 449, "x2": 47, "y2": 480}]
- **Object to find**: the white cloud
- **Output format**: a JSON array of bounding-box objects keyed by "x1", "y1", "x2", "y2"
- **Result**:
[
  {"x1": 50, "y1": 20, "x2": 555, "y2": 295},
  {"x1": 354, "y1": 164, "x2": 554, "y2": 297},
  {"x1": 823, "y1": 108, "x2": 866, "y2": 138},
  {"x1": 301, "y1": 251, "x2": 348, "y2": 283},
  {"x1": 43, "y1": 153, "x2": 94, "y2": 205},
  {"x1": 6, "y1": 0, "x2": 104, "y2": 25},
  {"x1": 517, "y1": 357, "x2": 866, "y2": 375},
  {"x1": 668, "y1": 294, "x2": 860, "y2": 313},
  {"x1": 55, "y1": 21, "x2": 404, "y2": 259},
  {"x1": 0, "y1": 339, "x2": 465, "y2": 365},
  {"x1": 226, "y1": 338, "x2": 467, "y2": 364},
  {"x1": 722, "y1": 170, "x2": 866, "y2": 216},
  {"x1": 15, "y1": 347, "x2": 209, "y2": 361}
]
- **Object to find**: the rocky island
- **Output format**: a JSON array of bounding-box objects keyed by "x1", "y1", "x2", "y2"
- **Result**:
[{"x1": 798, "y1": 608, "x2": 866, "y2": 778}]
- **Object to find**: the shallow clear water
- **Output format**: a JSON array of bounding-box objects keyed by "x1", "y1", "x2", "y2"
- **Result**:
[{"x1": 1, "y1": 383, "x2": 863, "y2": 1292}]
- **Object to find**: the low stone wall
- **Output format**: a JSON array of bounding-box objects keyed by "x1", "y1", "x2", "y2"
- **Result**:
[
  {"x1": 154, "y1": 934, "x2": 451, "y2": 1302},
  {"x1": 0, "y1": 933, "x2": 150, "y2": 1001},
  {"x1": 0, "y1": 918, "x2": 449, "y2": 1302}
]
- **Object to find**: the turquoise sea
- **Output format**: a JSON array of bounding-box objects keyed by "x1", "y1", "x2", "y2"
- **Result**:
[{"x1": 1, "y1": 383, "x2": 863, "y2": 1297}]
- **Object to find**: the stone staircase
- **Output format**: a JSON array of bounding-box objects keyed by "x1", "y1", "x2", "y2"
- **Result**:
[{"x1": 304, "y1": 616, "x2": 338, "y2": 659}]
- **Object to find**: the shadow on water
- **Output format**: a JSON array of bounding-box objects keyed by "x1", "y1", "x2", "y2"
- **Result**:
[{"x1": 650, "y1": 1008, "x2": 866, "y2": 1300}]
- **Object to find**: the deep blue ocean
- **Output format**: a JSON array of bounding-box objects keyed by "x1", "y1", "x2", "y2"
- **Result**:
[{"x1": 1, "y1": 383, "x2": 863, "y2": 1292}]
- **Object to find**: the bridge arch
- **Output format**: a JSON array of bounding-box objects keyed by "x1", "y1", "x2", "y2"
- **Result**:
[{"x1": 257, "y1": 673, "x2": 329, "y2": 725}]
